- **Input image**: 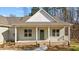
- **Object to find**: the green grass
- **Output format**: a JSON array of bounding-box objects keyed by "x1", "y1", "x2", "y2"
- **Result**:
[
  {"x1": 47, "y1": 41, "x2": 79, "y2": 51},
  {"x1": 69, "y1": 47, "x2": 79, "y2": 51},
  {"x1": 69, "y1": 41, "x2": 79, "y2": 51}
]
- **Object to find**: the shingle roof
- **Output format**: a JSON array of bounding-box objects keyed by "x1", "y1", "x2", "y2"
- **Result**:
[
  {"x1": 0, "y1": 16, "x2": 72, "y2": 27},
  {"x1": 0, "y1": 9, "x2": 72, "y2": 27},
  {"x1": 53, "y1": 16, "x2": 72, "y2": 25},
  {"x1": 6, "y1": 17, "x2": 21, "y2": 25},
  {"x1": 0, "y1": 16, "x2": 10, "y2": 26}
]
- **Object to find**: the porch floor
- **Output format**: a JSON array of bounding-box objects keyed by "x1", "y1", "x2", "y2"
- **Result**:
[{"x1": 15, "y1": 40, "x2": 68, "y2": 47}]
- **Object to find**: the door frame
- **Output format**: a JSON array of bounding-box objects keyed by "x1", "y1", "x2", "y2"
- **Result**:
[{"x1": 39, "y1": 29, "x2": 45, "y2": 40}]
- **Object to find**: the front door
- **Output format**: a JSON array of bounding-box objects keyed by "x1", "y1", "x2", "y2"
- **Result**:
[{"x1": 40, "y1": 30, "x2": 44, "y2": 40}]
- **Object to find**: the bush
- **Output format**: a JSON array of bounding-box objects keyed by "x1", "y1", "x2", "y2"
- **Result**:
[{"x1": 6, "y1": 40, "x2": 15, "y2": 42}]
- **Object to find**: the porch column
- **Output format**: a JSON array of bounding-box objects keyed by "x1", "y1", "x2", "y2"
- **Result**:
[
  {"x1": 36, "y1": 27, "x2": 38, "y2": 41},
  {"x1": 48, "y1": 27, "x2": 50, "y2": 40},
  {"x1": 64, "y1": 26, "x2": 65, "y2": 39},
  {"x1": 48, "y1": 27, "x2": 50, "y2": 46},
  {"x1": 15, "y1": 27, "x2": 17, "y2": 42},
  {"x1": 68, "y1": 26, "x2": 70, "y2": 42}
]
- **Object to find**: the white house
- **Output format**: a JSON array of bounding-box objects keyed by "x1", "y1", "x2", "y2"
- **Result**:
[{"x1": 0, "y1": 8, "x2": 72, "y2": 46}]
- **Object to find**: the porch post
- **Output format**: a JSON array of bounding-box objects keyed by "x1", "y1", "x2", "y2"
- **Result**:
[
  {"x1": 36, "y1": 27, "x2": 38, "y2": 41},
  {"x1": 68, "y1": 26, "x2": 70, "y2": 42},
  {"x1": 64, "y1": 26, "x2": 65, "y2": 39},
  {"x1": 15, "y1": 27, "x2": 17, "y2": 42},
  {"x1": 48, "y1": 27, "x2": 50, "y2": 46}
]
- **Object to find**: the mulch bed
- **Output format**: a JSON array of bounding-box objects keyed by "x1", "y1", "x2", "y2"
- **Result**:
[
  {"x1": 0, "y1": 42, "x2": 75, "y2": 51},
  {"x1": 0, "y1": 42, "x2": 39, "y2": 50},
  {"x1": 47, "y1": 45, "x2": 70, "y2": 51}
]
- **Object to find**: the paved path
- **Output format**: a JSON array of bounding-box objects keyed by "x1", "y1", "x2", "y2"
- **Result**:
[{"x1": 34, "y1": 45, "x2": 48, "y2": 51}]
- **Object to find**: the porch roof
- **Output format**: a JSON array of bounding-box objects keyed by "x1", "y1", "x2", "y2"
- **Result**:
[
  {"x1": 12, "y1": 22, "x2": 72, "y2": 27},
  {"x1": 0, "y1": 16, "x2": 72, "y2": 27}
]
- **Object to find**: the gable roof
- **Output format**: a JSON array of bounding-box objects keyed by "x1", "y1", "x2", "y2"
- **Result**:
[
  {"x1": 26, "y1": 8, "x2": 57, "y2": 23},
  {"x1": 24, "y1": 8, "x2": 72, "y2": 26}
]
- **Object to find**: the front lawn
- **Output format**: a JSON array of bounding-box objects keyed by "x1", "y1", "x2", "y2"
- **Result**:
[
  {"x1": 0, "y1": 41, "x2": 79, "y2": 51},
  {"x1": 47, "y1": 41, "x2": 79, "y2": 51},
  {"x1": 69, "y1": 41, "x2": 79, "y2": 51}
]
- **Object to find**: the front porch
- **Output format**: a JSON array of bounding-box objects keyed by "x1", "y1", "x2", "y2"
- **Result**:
[{"x1": 14, "y1": 26, "x2": 70, "y2": 46}]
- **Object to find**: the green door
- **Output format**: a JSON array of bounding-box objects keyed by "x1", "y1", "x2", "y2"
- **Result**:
[{"x1": 40, "y1": 30, "x2": 44, "y2": 40}]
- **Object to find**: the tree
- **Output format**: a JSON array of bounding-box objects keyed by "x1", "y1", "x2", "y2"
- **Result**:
[
  {"x1": 30, "y1": 7, "x2": 39, "y2": 16},
  {"x1": 43, "y1": 7, "x2": 49, "y2": 12},
  {"x1": 30, "y1": 7, "x2": 79, "y2": 24},
  {"x1": 61, "y1": 7, "x2": 68, "y2": 22},
  {"x1": 76, "y1": 8, "x2": 79, "y2": 24}
]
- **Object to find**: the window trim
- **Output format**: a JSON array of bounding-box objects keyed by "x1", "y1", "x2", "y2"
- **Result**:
[
  {"x1": 52, "y1": 29, "x2": 60, "y2": 37},
  {"x1": 24, "y1": 29, "x2": 32, "y2": 37}
]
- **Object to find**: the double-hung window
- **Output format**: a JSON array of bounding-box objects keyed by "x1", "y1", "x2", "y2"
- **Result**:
[
  {"x1": 24, "y1": 29, "x2": 32, "y2": 37},
  {"x1": 52, "y1": 29, "x2": 60, "y2": 36}
]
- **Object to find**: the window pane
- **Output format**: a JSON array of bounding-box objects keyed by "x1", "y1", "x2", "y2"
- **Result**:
[
  {"x1": 24, "y1": 29, "x2": 27, "y2": 37},
  {"x1": 53, "y1": 30, "x2": 55, "y2": 32},
  {"x1": 57, "y1": 29, "x2": 59, "y2": 33},
  {"x1": 24, "y1": 34, "x2": 27, "y2": 37},
  {"x1": 28, "y1": 29, "x2": 32, "y2": 32},
  {"x1": 24, "y1": 29, "x2": 27, "y2": 32},
  {"x1": 40, "y1": 30, "x2": 44, "y2": 32},
  {"x1": 57, "y1": 33, "x2": 59, "y2": 36},
  {"x1": 29, "y1": 33, "x2": 32, "y2": 37}
]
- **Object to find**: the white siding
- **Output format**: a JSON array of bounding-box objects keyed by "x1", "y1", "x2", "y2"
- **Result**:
[
  {"x1": 16, "y1": 27, "x2": 69, "y2": 42},
  {"x1": 26, "y1": 11, "x2": 51, "y2": 22},
  {"x1": 17, "y1": 27, "x2": 36, "y2": 41},
  {"x1": 50, "y1": 27, "x2": 69, "y2": 42},
  {"x1": 25, "y1": 9, "x2": 56, "y2": 23},
  {"x1": 17, "y1": 27, "x2": 48, "y2": 41}
]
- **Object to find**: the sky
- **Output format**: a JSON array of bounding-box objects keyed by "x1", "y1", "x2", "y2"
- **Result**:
[{"x1": 0, "y1": 7, "x2": 32, "y2": 17}]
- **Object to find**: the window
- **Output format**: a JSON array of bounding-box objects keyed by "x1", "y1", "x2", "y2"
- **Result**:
[
  {"x1": 52, "y1": 29, "x2": 60, "y2": 36},
  {"x1": 24, "y1": 29, "x2": 32, "y2": 37},
  {"x1": 56, "y1": 29, "x2": 59, "y2": 36},
  {"x1": 52, "y1": 29, "x2": 55, "y2": 36},
  {"x1": 65, "y1": 27, "x2": 68, "y2": 36}
]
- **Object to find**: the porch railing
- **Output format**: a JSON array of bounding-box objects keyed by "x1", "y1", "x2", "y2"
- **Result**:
[{"x1": 57, "y1": 36, "x2": 64, "y2": 41}]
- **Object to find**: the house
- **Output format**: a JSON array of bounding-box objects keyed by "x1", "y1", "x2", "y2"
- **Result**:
[{"x1": 0, "y1": 8, "x2": 72, "y2": 46}]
